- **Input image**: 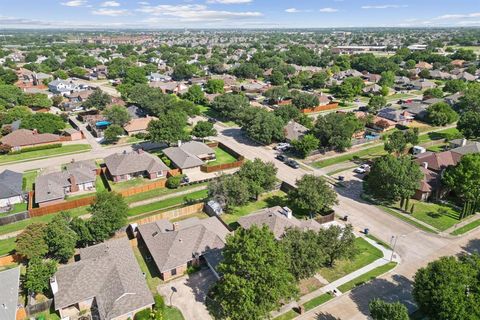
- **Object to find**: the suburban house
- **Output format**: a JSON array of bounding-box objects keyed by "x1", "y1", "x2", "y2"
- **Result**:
[
  {"x1": 238, "y1": 206, "x2": 324, "y2": 240},
  {"x1": 148, "y1": 72, "x2": 171, "y2": 82},
  {"x1": 48, "y1": 79, "x2": 77, "y2": 94},
  {"x1": 0, "y1": 267, "x2": 20, "y2": 320},
  {"x1": 163, "y1": 141, "x2": 216, "y2": 174},
  {"x1": 35, "y1": 160, "x2": 97, "y2": 207},
  {"x1": 123, "y1": 116, "x2": 157, "y2": 136},
  {"x1": 104, "y1": 150, "x2": 169, "y2": 182},
  {"x1": 51, "y1": 237, "x2": 154, "y2": 320},
  {"x1": 362, "y1": 84, "x2": 382, "y2": 94},
  {"x1": 0, "y1": 129, "x2": 60, "y2": 149},
  {"x1": 402, "y1": 102, "x2": 429, "y2": 121},
  {"x1": 0, "y1": 170, "x2": 24, "y2": 209},
  {"x1": 413, "y1": 139, "x2": 480, "y2": 200},
  {"x1": 415, "y1": 61, "x2": 433, "y2": 70},
  {"x1": 411, "y1": 79, "x2": 436, "y2": 90},
  {"x1": 377, "y1": 108, "x2": 414, "y2": 125},
  {"x1": 284, "y1": 120, "x2": 308, "y2": 142},
  {"x1": 137, "y1": 217, "x2": 230, "y2": 280},
  {"x1": 149, "y1": 81, "x2": 188, "y2": 94}
]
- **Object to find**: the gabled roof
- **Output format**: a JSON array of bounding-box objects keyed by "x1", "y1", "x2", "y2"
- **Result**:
[
  {"x1": 0, "y1": 170, "x2": 23, "y2": 200},
  {"x1": 123, "y1": 116, "x2": 157, "y2": 133},
  {"x1": 0, "y1": 267, "x2": 20, "y2": 320},
  {"x1": 284, "y1": 120, "x2": 308, "y2": 141},
  {"x1": 137, "y1": 217, "x2": 230, "y2": 273},
  {"x1": 414, "y1": 151, "x2": 457, "y2": 171},
  {"x1": 163, "y1": 142, "x2": 214, "y2": 169},
  {"x1": 104, "y1": 151, "x2": 169, "y2": 176},
  {"x1": 53, "y1": 237, "x2": 153, "y2": 320},
  {"x1": 0, "y1": 129, "x2": 60, "y2": 148}
]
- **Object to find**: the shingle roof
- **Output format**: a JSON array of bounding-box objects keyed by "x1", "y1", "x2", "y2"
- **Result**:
[
  {"x1": 104, "y1": 151, "x2": 169, "y2": 176},
  {"x1": 123, "y1": 116, "x2": 157, "y2": 134},
  {"x1": 137, "y1": 217, "x2": 230, "y2": 273},
  {"x1": 238, "y1": 206, "x2": 322, "y2": 239},
  {"x1": 0, "y1": 129, "x2": 60, "y2": 148},
  {"x1": 0, "y1": 170, "x2": 23, "y2": 200},
  {"x1": 53, "y1": 237, "x2": 153, "y2": 320},
  {"x1": 414, "y1": 151, "x2": 457, "y2": 171},
  {"x1": 284, "y1": 120, "x2": 308, "y2": 141},
  {"x1": 0, "y1": 267, "x2": 20, "y2": 320},
  {"x1": 163, "y1": 142, "x2": 214, "y2": 169}
]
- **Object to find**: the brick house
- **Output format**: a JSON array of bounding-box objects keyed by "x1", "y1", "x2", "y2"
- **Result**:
[{"x1": 104, "y1": 150, "x2": 169, "y2": 182}]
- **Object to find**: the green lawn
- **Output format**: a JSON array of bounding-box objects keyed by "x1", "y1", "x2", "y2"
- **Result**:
[
  {"x1": 127, "y1": 189, "x2": 208, "y2": 217},
  {"x1": 312, "y1": 145, "x2": 386, "y2": 169},
  {"x1": 377, "y1": 204, "x2": 438, "y2": 234},
  {"x1": 317, "y1": 237, "x2": 383, "y2": 282},
  {"x1": 164, "y1": 307, "x2": 185, "y2": 320},
  {"x1": 22, "y1": 170, "x2": 38, "y2": 191},
  {"x1": 206, "y1": 147, "x2": 237, "y2": 166},
  {"x1": 426, "y1": 144, "x2": 447, "y2": 152},
  {"x1": 111, "y1": 177, "x2": 166, "y2": 192},
  {"x1": 132, "y1": 244, "x2": 162, "y2": 293},
  {"x1": 0, "y1": 237, "x2": 16, "y2": 256},
  {"x1": 222, "y1": 190, "x2": 288, "y2": 227},
  {"x1": 393, "y1": 200, "x2": 460, "y2": 231},
  {"x1": 274, "y1": 310, "x2": 298, "y2": 320},
  {"x1": 451, "y1": 218, "x2": 480, "y2": 236},
  {"x1": 0, "y1": 144, "x2": 91, "y2": 164},
  {"x1": 338, "y1": 262, "x2": 397, "y2": 293},
  {"x1": 418, "y1": 127, "x2": 460, "y2": 143},
  {"x1": 366, "y1": 234, "x2": 392, "y2": 250},
  {"x1": 125, "y1": 183, "x2": 208, "y2": 204},
  {"x1": 8, "y1": 202, "x2": 28, "y2": 214},
  {"x1": 386, "y1": 93, "x2": 416, "y2": 101},
  {"x1": 0, "y1": 206, "x2": 89, "y2": 236},
  {"x1": 95, "y1": 175, "x2": 108, "y2": 192},
  {"x1": 303, "y1": 293, "x2": 334, "y2": 311}
]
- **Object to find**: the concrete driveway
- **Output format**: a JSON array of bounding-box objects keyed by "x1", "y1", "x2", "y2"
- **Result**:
[{"x1": 158, "y1": 269, "x2": 216, "y2": 320}]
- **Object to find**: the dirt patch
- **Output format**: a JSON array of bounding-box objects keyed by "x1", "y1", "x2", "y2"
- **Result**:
[{"x1": 298, "y1": 277, "x2": 323, "y2": 295}]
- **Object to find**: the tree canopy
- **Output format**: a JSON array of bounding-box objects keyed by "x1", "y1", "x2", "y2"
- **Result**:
[
  {"x1": 148, "y1": 111, "x2": 188, "y2": 144},
  {"x1": 369, "y1": 299, "x2": 409, "y2": 320},
  {"x1": 425, "y1": 102, "x2": 458, "y2": 126},
  {"x1": 88, "y1": 191, "x2": 128, "y2": 242},
  {"x1": 314, "y1": 112, "x2": 364, "y2": 151}
]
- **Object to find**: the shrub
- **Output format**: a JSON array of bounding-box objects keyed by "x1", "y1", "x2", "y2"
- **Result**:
[
  {"x1": 160, "y1": 155, "x2": 171, "y2": 167},
  {"x1": 153, "y1": 294, "x2": 165, "y2": 312},
  {"x1": 134, "y1": 309, "x2": 151, "y2": 320},
  {"x1": 166, "y1": 175, "x2": 182, "y2": 189},
  {"x1": 8, "y1": 143, "x2": 62, "y2": 155}
]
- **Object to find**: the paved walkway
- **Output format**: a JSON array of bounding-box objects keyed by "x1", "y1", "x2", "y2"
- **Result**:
[{"x1": 271, "y1": 236, "x2": 398, "y2": 319}]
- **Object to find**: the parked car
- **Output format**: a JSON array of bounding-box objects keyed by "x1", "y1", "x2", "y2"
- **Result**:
[
  {"x1": 207, "y1": 117, "x2": 217, "y2": 123},
  {"x1": 275, "y1": 143, "x2": 291, "y2": 151},
  {"x1": 359, "y1": 164, "x2": 371, "y2": 171},
  {"x1": 286, "y1": 159, "x2": 300, "y2": 169},
  {"x1": 181, "y1": 175, "x2": 190, "y2": 184},
  {"x1": 337, "y1": 176, "x2": 345, "y2": 181},
  {"x1": 276, "y1": 154, "x2": 288, "y2": 162},
  {"x1": 354, "y1": 167, "x2": 367, "y2": 174}
]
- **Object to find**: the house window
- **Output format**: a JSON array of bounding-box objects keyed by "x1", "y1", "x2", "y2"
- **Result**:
[{"x1": 171, "y1": 268, "x2": 177, "y2": 276}]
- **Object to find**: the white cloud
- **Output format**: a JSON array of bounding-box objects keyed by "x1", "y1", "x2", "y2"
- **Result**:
[
  {"x1": 207, "y1": 0, "x2": 253, "y2": 3},
  {"x1": 137, "y1": 4, "x2": 262, "y2": 22},
  {"x1": 285, "y1": 8, "x2": 312, "y2": 13},
  {"x1": 362, "y1": 4, "x2": 408, "y2": 9},
  {"x1": 319, "y1": 8, "x2": 338, "y2": 13},
  {"x1": 92, "y1": 8, "x2": 128, "y2": 16},
  {"x1": 138, "y1": 1, "x2": 149, "y2": 4},
  {"x1": 100, "y1": 1, "x2": 120, "y2": 7},
  {"x1": 61, "y1": 0, "x2": 88, "y2": 7},
  {"x1": 433, "y1": 12, "x2": 480, "y2": 20}
]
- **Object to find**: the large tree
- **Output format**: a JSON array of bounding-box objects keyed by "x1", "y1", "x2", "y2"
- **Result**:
[
  {"x1": 21, "y1": 113, "x2": 66, "y2": 134},
  {"x1": 333, "y1": 77, "x2": 365, "y2": 101},
  {"x1": 44, "y1": 212, "x2": 78, "y2": 262},
  {"x1": 384, "y1": 128, "x2": 419, "y2": 155},
  {"x1": 104, "y1": 104, "x2": 131, "y2": 126},
  {"x1": 425, "y1": 102, "x2": 458, "y2": 126},
  {"x1": 367, "y1": 96, "x2": 387, "y2": 114},
  {"x1": 82, "y1": 88, "x2": 111, "y2": 110},
  {"x1": 369, "y1": 299, "x2": 409, "y2": 320},
  {"x1": 242, "y1": 109, "x2": 284, "y2": 144},
  {"x1": 264, "y1": 86, "x2": 290, "y2": 104},
  {"x1": 148, "y1": 111, "x2": 188, "y2": 144},
  {"x1": 205, "y1": 79, "x2": 225, "y2": 94},
  {"x1": 23, "y1": 93, "x2": 52, "y2": 109},
  {"x1": 281, "y1": 228, "x2": 324, "y2": 280},
  {"x1": 292, "y1": 92, "x2": 319, "y2": 110},
  {"x1": 88, "y1": 191, "x2": 128, "y2": 242},
  {"x1": 413, "y1": 255, "x2": 480, "y2": 320},
  {"x1": 191, "y1": 121, "x2": 217, "y2": 141},
  {"x1": 238, "y1": 159, "x2": 277, "y2": 200},
  {"x1": 288, "y1": 174, "x2": 338, "y2": 217},
  {"x1": 214, "y1": 226, "x2": 297, "y2": 320},
  {"x1": 364, "y1": 155, "x2": 423, "y2": 205},
  {"x1": 208, "y1": 174, "x2": 250, "y2": 210},
  {"x1": 15, "y1": 223, "x2": 48, "y2": 260},
  {"x1": 314, "y1": 112, "x2": 364, "y2": 151},
  {"x1": 25, "y1": 258, "x2": 57, "y2": 294},
  {"x1": 103, "y1": 124, "x2": 124, "y2": 143},
  {"x1": 457, "y1": 111, "x2": 480, "y2": 139},
  {"x1": 211, "y1": 93, "x2": 250, "y2": 120},
  {"x1": 318, "y1": 224, "x2": 357, "y2": 267},
  {"x1": 457, "y1": 82, "x2": 480, "y2": 113},
  {"x1": 291, "y1": 134, "x2": 319, "y2": 158},
  {"x1": 0, "y1": 85, "x2": 24, "y2": 109},
  {"x1": 183, "y1": 84, "x2": 205, "y2": 104},
  {"x1": 443, "y1": 153, "x2": 480, "y2": 217}
]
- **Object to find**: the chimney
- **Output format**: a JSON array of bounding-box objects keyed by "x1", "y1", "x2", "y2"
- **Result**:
[
  {"x1": 70, "y1": 174, "x2": 79, "y2": 192},
  {"x1": 282, "y1": 207, "x2": 293, "y2": 219},
  {"x1": 422, "y1": 162, "x2": 428, "y2": 169},
  {"x1": 461, "y1": 138, "x2": 467, "y2": 147},
  {"x1": 32, "y1": 129, "x2": 38, "y2": 135},
  {"x1": 50, "y1": 276, "x2": 58, "y2": 295}
]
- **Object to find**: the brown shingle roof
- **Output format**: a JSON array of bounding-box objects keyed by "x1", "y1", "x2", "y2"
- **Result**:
[
  {"x1": 414, "y1": 151, "x2": 456, "y2": 171},
  {"x1": 104, "y1": 150, "x2": 169, "y2": 176},
  {"x1": 123, "y1": 116, "x2": 157, "y2": 134},
  {"x1": 0, "y1": 129, "x2": 60, "y2": 147}
]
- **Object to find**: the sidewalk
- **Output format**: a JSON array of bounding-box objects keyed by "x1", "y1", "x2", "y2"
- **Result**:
[{"x1": 271, "y1": 235, "x2": 399, "y2": 319}]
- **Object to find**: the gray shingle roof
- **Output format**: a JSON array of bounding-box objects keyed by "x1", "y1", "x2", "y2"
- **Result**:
[
  {"x1": 0, "y1": 267, "x2": 20, "y2": 320},
  {"x1": 104, "y1": 151, "x2": 169, "y2": 176},
  {"x1": 238, "y1": 206, "x2": 322, "y2": 239},
  {"x1": 53, "y1": 237, "x2": 153, "y2": 320},
  {"x1": 0, "y1": 170, "x2": 23, "y2": 200},
  {"x1": 163, "y1": 142, "x2": 214, "y2": 169},
  {"x1": 284, "y1": 120, "x2": 308, "y2": 141},
  {"x1": 137, "y1": 217, "x2": 230, "y2": 273}
]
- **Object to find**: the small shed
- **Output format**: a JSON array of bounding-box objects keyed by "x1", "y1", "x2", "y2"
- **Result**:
[{"x1": 204, "y1": 200, "x2": 223, "y2": 216}]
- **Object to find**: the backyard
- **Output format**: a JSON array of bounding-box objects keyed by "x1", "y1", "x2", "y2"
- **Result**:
[
  {"x1": 206, "y1": 147, "x2": 238, "y2": 167},
  {"x1": 22, "y1": 170, "x2": 38, "y2": 191},
  {"x1": 0, "y1": 144, "x2": 91, "y2": 164},
  {"x1": 110, "y1": 176, "x2": 166, "y2": 192}
]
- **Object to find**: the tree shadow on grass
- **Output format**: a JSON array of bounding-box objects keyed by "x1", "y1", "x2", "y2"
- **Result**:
[{"x1": 462, "y1": 238, "x2": 480, "y2": 255}]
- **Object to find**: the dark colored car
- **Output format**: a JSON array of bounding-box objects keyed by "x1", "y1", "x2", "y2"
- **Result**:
[
  {"x1": 286, "y1": 159, "x2": 300, "y2": 169},
  {"x1": 207, "y1": 117, "x2": 217, "y2": 123},
  {"x1": 276, "y1": 154, "x2": 288, "y2": 162}
]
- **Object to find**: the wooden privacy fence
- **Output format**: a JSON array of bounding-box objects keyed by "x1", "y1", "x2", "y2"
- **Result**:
[
  {"x1": 201, "y1": 158, "x2": 244, "y2": 173},
  {"x1": 25, "y1": 299, "x2": 53, "y2": 317},
  {"x1": 133, "y1": 203, "x2": 205, "y2": 225},
  {"x1": 301, "y1": 102, "x2": 339, "y2": 114},
  {"x1": 28, "y1": 196, "x2": 96, "y2": 217},
  {"x1": 0, "y1": 254, "x2": 22, "y2": 266},
  {"x1": 118, "y1": 179, "x2": 167, "y2": 197}
]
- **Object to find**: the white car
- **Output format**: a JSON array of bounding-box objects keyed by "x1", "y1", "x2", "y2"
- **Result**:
[
  {"x1": 275, "y1": 143, "x2": 291, "y2": 151},
  {"x1": 359, "y1": 164, "x2": 371, "y2": 170},
  {"x1": 354, "y1": 167, "x2": 367, "y2": 174}
]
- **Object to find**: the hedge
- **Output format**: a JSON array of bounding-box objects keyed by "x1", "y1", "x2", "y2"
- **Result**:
[{"x1": 9, "y1": 143, "x2": 62, "y2": 154}]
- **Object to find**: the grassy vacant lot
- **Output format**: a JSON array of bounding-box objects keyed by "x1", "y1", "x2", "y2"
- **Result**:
[
  {"x1": 222, "y1": 190, "x2": 287, "y2": 227},
  {"x1": 451, "y1": 218, "x2": 480, "y2": 236},
  {"x1": 0, "y1": 144, "x2": 91, "y2": 164},
  {"x1": 124, "y1": 182, "x2": 208, "y2": 204},
  {"x1": 393, "y1": 200, "x2": 461, "y2": 231},
  {"x1": 206, "y1": 147, "x2": 237, "y2": 166},
  {"x1": 338, "y1": 262, "x2": 397, "y2": 293},
  {"x1": 22, "y1": 170, "x2": 38, "y2": 191},
  {"x1": 318, "y1": 237, "x2": 383, "y2": 282},
  {"x1": 127, "y1": 189, "x2": 208, "y2": 217}
]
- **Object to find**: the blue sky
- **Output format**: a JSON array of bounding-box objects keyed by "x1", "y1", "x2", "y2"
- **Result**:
[{"x1": 0, "y1": 0, "x2": 479, "y2": 29}]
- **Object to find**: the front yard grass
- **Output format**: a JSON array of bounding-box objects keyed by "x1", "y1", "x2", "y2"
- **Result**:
[
  {"x1": 337, "y1": 262, "x2": 397, "y2": 293},
  {"x1": 317, "y1": 237, "x2": 383, "y2": 282},
  {"x1": 303, "y1": 293, "x2": 334, "y2": 311},
  {"x1": 393, "y1": 199, "x2": 460, "y2": 231},
  {"x1": 164, "y1": 307, "x2": 185, "y2": 320},
  {"x1": 451, "y1": 218, "x2": 480, "y2": 236},
  {"x1": 206, "y1": 147, "x2": 237, "y2": 166},
  {"x1": 312, "y1": 145, "x2": 386, "y2": 169},
  {"x1": 0, "y1": 144, "x2": 91, "y2": 164},
  {"x1": 127, "y1": 189, "x2": 208, "y2": 217}
]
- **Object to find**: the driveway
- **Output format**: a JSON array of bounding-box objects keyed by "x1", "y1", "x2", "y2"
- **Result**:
[{"x1": 158, "y1": 269, "x2": 216, "y2": 320}]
